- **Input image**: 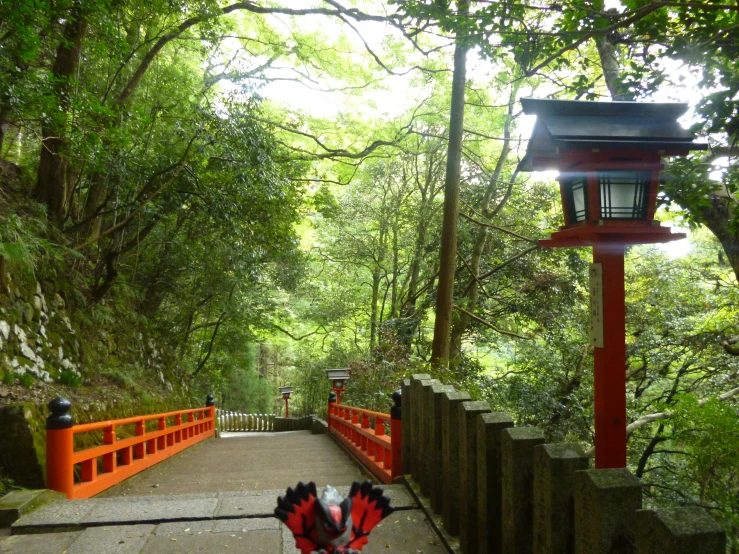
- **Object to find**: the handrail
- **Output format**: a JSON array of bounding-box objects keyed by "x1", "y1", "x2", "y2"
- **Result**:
[
  {"x1": 326, "y1": 391, "x2": 402, "y2": 485},
  {"x1": 72, "y1": 407, "x2": 205, "y2": 433},
  {"x1": 45, "y1": 396, "x2": 216, "y2": 499},
  {"x1": 332, "y1": 405, "x2": 390, "y2": 420}
]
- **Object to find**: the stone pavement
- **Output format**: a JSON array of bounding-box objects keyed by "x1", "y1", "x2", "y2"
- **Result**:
[
  {"x1": 2, "y1": 431, "x2": 448, "y2": 553},
  {"x1": 101, "y1": 430, "x2": 371, "y2": 497}
]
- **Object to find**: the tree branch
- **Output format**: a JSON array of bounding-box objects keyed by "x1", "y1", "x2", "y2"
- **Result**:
[
  {"x1": 271, "y1": 324, "x2": 326, "y2": 341},
  {"x1": 192, "y1": 312, "x2": 227, "y2": 376},
  {"x1": 459, "y1": 211, "x2": 537, "y2": 243},
  {"x1": 584, "y1": 385, "x2": 739, "y2": 457},
  {"x1": 477, "y1": 244, "x2": 540, "y2": 281},
  {"x1": 453, "y1": 304, "x2": 533, "y2": 340},
  {"x1": 114, "y1": 0, "x2": 396, "y2": 108}
]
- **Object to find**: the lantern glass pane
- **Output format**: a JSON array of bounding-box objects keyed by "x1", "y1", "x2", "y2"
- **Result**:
[
  {"x1": 562, "y1": 176, "x2": 588, "y2": 223},
  {"x1": 599, "y1": 171, "x2": 650, "y2": 219}
]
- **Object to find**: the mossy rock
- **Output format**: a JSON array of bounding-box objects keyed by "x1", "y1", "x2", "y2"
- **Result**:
[
  {"x1": 20, "y1": 303, "x2": 34, "y2": 324},
  {"x1": 47, "y1": 331, "x2": 62, "y2": 349},
  {"x1": 7, "y1": 305, "x2": 21, "y2": 326},
  {"x1": 0, "y1": 403, "x2": 46, "y2": 488},
  {"x1": 40, "y1": 279, "x2": 57, "y2": 298}
]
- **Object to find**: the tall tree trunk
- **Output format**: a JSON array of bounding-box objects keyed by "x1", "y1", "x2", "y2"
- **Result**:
[
  {"x1": 0, "y1": 107, "x2": 8, "y2": 157},
  {"x1": 449, "y1": 84, "x2": 518, "y2": 360},
  {"x1": 391, "y1": 214, "x2": 399, "y2": 318},
  {"x1": 82, "y1": 174, "x2": 108, "y2": 242},
  {"x1": 696, "y1": 194, "x2": 739, "y2": 282},
  {"x1": 0, "y1": 256, "x2": 8, "y2": 291},
  {"x1": 405, "y1": 215, "x2": 429, "y2": 314},
  {"x1": 594, "y1": 34, "x2": 631, "y2": 100},
  {"x1": 430, "y1": 0, "x2": 470, "y2": 366},
  {"x1": 33, "y1": 4, "x2": 87, "y2": 224},
  {"x1": 370, "y1": 268, "x2": 381, "y2": 350},
  {"x1": 450, "y1": 226, "x2": 488, "y2": 356}
]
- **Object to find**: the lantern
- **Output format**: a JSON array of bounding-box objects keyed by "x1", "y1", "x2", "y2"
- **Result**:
[
  {"x1": 518, "y1": 98, "x2": 706, "y2": 469},
  {"x1": 326, "y1": 369, "x2": 350, "y2": 404},
  {"x1": 279, "y1": 386, "x2": 293, "y2": 418}
]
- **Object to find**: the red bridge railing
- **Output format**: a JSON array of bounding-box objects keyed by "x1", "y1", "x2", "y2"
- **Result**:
[
  {"x1": 45, "y1": 396, "x2": 216, "y2": 499},
  {"x1": 327, "y1": 391, "x2": 402, "y2": 484}
]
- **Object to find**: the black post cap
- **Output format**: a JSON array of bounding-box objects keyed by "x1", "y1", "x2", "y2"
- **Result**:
[
  {"x1": 206, "y1": 394, "x2": 215, "y2": 406},
  {"x1": 328, "y1": 391, "x2": 337, "y2": 403},
  {"x1": 391, "y1": 389, "x2": 401, "y2": 420},
  {"x1": 46, "y1": 397, "x2": 73, "y2": 430}
]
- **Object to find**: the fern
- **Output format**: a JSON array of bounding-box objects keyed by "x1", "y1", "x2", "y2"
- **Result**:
[
  {"x1": 0, "y1": 212, "x2": 73, "y2": 279},
  {"x1": 0, "y1": 213, "x2": 47, "y2": 277}
]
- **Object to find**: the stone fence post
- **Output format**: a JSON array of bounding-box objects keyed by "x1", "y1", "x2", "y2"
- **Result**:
[
  {"x1": 533, "y1": 442, "x2": 589, "y2": 554},
  {"x1": 429, "y1": 383, "x2": 455, "y2": 513},
  {"x1": 400, "y1": 377, "x2": 727, "y2": 554},
  {"x1": 410, "y1": 374, "x2": 433, "y2": 483},
  {"x1": 418, "y1": 378, "x2": 440, "y2": 494},
  {"x1": 502, "y1": 427, "x2": 545, "y2": 554},
  {"x1": 574, "y1": 468, "x2": 641, "y2": 554},
  {"x1": 477, "y1": 412, "x2": 514, "y2": 554},
  {"x1": 401, "y1": 378, "x2": 411, "y2": 475},
  {"x1": 459, "y1": 400, "x2": 492, "y2": 554},
  {"x1": 441, "y1": 389, "x2": 472, "y2": 534},
  {"x1": 636, "y1": 507, "x2": 726, "y2": 554}
]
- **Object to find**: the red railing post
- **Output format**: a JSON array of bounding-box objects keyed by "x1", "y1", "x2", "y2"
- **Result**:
[
  {"x1": 361, "y1": 413, "x2": 370, "y2": 452},
  {"x1": 174, "y1": 414, "x2": 182, "y2": 443},
  {"x1": 46, "y1": 397, "x2": 74, "y2": 498},
  {"x1": 157, "y1": 417, "x2": 166, "y2": 451},
  {"x1": 206, "y1": 394, "x2": 215, "y2": 435},
  {"x1": 390, "y1": 389, "x2": 402, "y2": 480},
  {"x1": 134, "y1": 419, "x2": 145, "y2": 459},
  {"x1": 328, "y1": 391, "x2": 337, "y2": 431},
  {"x1": 103, "y1": 425, "x2": 116, "y2": 473}
]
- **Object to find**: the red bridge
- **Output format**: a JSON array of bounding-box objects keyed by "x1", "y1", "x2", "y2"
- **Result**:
[{"x1": 0, "y1": 376, "x2": 727, "y2": 553}]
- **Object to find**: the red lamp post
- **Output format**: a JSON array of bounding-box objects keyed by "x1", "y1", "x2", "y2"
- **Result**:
[
  {"x1": 326, "y1": 369, "x2": 350, "y2": 404},
  {"x1": 518, "y1": 99, "x2": 706, "y2": 469},
  {"x1": 279, "y1": 386, "x2": 293, "y2": 419}
]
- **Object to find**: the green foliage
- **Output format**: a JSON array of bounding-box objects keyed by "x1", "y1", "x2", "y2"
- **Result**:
[
  {"x1": 1, "y1": 370, "x2": 14, "y2": 385},
  {"x1": 0, "y1": 213, "x2": 53, "y2": 277},
  {"x1": 1, "y1": 0, "x2": 738, "y2": 540},
  {"x1": 17, "y1": 373, "x2": 34, "y2": 388},
  {"x1": 58, "y1": 369, "x2": 83, "y2": 388}
]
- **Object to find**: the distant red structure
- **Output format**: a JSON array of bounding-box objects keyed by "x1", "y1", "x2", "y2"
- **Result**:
[
  {"x1": 326, "y1": 368, "x2": 350, "y2": 404},
  {"x1": 280, "y1": 386, "x2": 293, "y2": 419}
]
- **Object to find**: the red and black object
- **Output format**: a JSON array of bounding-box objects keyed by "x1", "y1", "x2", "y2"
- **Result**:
[{"x1": 275, "y1": 480, "x2": 393, "y2": 554}]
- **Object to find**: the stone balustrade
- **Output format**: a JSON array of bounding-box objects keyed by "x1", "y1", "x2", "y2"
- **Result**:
[
  {"x1": 402, "y1": 374, "x2": 727, "y2": 554},
  {"x1": 216, "y1": 409, "x2": 313, "y2": 433}
]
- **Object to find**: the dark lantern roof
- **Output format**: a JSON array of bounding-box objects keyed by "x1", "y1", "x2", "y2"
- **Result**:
[{"x1": 517, "y1": 98, "x2": 707, "y2": 172}]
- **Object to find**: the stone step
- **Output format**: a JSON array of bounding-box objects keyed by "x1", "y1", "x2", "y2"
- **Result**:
[
  {"x1": 1, "y1": 507, "x2": 448, "y2": 554},
  {"x1": 11, "y1": 485, "x2": 417, "y2": 535},
  {"x1": 0, "y1": 490, "x2": 64, "y2": 526}
]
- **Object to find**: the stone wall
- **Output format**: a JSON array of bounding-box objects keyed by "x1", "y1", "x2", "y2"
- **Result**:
[
  {"x1": 0, "y1": 280, "x2": 81, "y2": 386},
  {"x1": 0, "y1": 270, "x2": 174, "y2": 396},
  {"x1": 402, "y1": 374, "x2": 727, "y2": 554}
]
